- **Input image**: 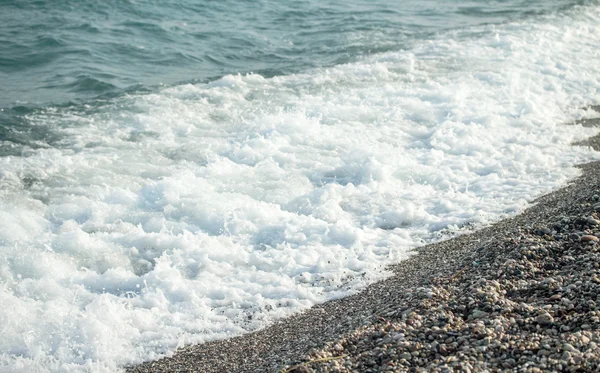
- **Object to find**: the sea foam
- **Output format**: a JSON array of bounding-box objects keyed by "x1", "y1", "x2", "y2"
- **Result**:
[{"x1": 1, "y1": 5, "x2": 600, "y2": 372}]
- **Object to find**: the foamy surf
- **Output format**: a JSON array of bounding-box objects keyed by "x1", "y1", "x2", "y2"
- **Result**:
[{"x1": 1, "y1": 4, "x2": 600, "y2": 372}]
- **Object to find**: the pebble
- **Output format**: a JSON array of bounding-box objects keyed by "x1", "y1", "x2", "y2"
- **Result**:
[
  {"x1": 536, "y1": 228, "x2": 552, "y2": 236},
  {"x1": 536, "y1": 313, "x2": 554, "y2": 325},
  {"x1": 563, "y1": 343, "x2": 577, "y2": 352},
  {"x1": 471, "y1": 309, "x2": 488, "y2": 319},
  {"x1": 581, "y1": 235, "x2": 599, "y2": 242},
  {"x1": 586, "y1": 217, "x2": 600, "y2": 226}
]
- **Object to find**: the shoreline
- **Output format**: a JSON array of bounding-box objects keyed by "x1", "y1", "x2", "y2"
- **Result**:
[{"x1": 130, "y1": 114, "x2": 600, "y2": 373}]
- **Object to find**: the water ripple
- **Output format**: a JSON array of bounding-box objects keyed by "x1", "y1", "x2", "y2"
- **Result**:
[{"x1": 0, "y1": 0, "x2": 587, "y2": 108}]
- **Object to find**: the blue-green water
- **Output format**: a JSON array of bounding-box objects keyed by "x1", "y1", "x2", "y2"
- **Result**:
[{"x1": 0, "y1": 0, "x2": 585, "y2": 108}]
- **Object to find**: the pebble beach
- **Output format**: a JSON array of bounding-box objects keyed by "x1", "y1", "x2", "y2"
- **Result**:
[{"x1": 130, "y1": 113, "x2": 600, "y2": 372}]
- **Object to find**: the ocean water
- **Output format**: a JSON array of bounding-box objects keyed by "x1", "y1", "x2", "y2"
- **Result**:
[{"x1": 1, "y1": 0, "x2": 600, "y2": 371}]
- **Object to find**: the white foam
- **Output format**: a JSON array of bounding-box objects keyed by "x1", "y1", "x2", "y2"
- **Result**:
[{"x1": 2, "y1": 5, "x2": 600, "y2": 372}]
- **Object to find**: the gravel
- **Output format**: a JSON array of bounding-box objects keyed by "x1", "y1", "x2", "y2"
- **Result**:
[{"x1": 130, "y1": 110, "x2": 600, "y2": 373}]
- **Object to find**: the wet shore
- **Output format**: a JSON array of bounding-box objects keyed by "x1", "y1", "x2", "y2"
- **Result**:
[{"x1": 131, "y1": 114, "x2": 600, "y2": 373}]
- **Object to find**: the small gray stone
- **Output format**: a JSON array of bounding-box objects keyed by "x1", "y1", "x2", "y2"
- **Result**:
[
  {"x1": 471, "y1": 309, "x2": 488, "y2": 319},
  {"x1": 536, "y1": 312, "x2": 554, "y2": 325},
  {"x1": 570, "y1": 233, "x2": 581, "y2": 240},
  {"x1": 536, "y1": 228, "x2": 552, "y2": 236},
  {"x1": 399, "y1": 352, "x2": 412, "y2": 360},
  {"x1": 587, "y1": 217, "x2": 599, "y2": 226},
  {"x1": 392, "y1": 333, "x2": 405, "y2": 341}
]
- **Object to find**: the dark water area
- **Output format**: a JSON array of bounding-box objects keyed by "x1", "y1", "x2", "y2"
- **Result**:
[{"x1": 0, "y1": 0, "x2": 586, "y2": 109}]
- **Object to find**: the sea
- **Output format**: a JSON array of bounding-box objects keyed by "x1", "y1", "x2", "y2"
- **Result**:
[{"x1": 1, "y1": 0, "x2": 600, "y2": 371}]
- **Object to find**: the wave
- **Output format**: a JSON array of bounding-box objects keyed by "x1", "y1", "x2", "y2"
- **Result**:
[{"x1": 1, "y1": 0, "x2": 591, "y2": 108}]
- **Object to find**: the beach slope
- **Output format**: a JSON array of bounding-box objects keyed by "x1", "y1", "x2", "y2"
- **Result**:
[{"x1": 131, "y1": 115, "x2": 600, "y2": 373}]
